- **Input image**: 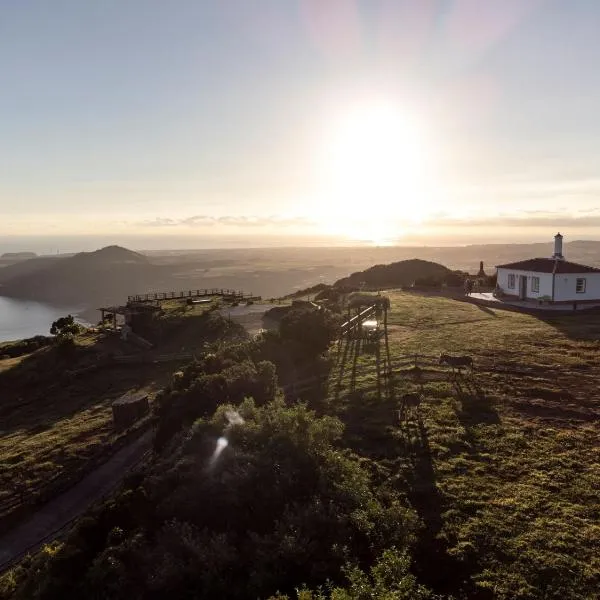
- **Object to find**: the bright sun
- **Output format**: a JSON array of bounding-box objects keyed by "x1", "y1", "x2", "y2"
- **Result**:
[{"x1": 318, "y1": 102, "x2": 435, "y2": 244}]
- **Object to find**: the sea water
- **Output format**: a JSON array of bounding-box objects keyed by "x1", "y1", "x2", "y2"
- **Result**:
[{"x1": 0, "y1": 296, "x2": 84, "y2": 343}]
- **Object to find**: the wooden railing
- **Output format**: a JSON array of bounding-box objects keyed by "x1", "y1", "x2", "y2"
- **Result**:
[
  {"x1": 112, "y1": 352, "x2": 194, "y2": 364},
  {"x1": 340, "y1": 305, "x2": 377, "y2": 337},
  {"x1": 127, "y1": 289, "x2": 258, "y2": 303}
]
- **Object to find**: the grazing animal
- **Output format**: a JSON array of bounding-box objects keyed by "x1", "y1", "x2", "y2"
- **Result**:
[
  {"x1": 439, "y1": 353, "x2": 473, "y2": 372},
  {"x1": 397, "y1": 392, "x2": 421, "y2": 422}
]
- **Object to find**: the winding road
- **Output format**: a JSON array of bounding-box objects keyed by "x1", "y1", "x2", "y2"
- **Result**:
[{"x1": 0, "y1": 429, "x2": 152, "y2": 573}]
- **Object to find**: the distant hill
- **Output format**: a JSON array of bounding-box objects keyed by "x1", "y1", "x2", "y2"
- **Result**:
[
  {"x1": 2, "y1": 240, "x2": 599, "y2": 320},
  {"x1": 333, "y1": 258, "x2": 460, "y2": 289},
  {"x1": 0, "y1": 256, "x2": 65, "y2": 283},
  {"x1": 0, "y1": 246, "x2": 161, "y2": 310},
  {"x1": 1, "y1": 252, "x2": 36, "y2": 259},
  {"x1": 69, "y1": 245, "x2": 148, "y2": 265}
]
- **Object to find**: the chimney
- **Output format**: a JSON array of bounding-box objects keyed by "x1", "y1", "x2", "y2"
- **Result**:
[
  {"x1": 477, "y1": 261, "x2": 486, "y2": 277},
  {"x1": 552, "y1": 232, "x2": 564, "y2": 260}
]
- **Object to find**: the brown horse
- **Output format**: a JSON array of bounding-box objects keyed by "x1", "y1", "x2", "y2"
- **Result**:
[
  {"x1": 439, "y1": 353, "x2": 473, "y2": 372},
  {"x1": 397, "y1": 392, "x2": 421, "y2": 422}
]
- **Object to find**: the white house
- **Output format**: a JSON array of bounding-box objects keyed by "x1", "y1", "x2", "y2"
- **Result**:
[{"x1": 496, "y1": 233, "x2": 600, "y2": 304}]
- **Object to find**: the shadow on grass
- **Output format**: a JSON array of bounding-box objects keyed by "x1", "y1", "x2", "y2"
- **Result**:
[
  {"x1": 452, "y1": 374, "x2": 500, "y2": 427},
  {"x1": 333, "y1": 335, "x2": 393, "y2": 403},
  {"x1": 475, "y1": 303, "x2": 498, "y2": 317},
  {"x1": 334, "y1": 337, "x2": 353, "y2": 401},
  {"x1": 402, "y1": 414, "x2": 491, "y2": 598},
  {"x1": 339, "y1": 390, "x2": 400, "y2": 460},
  {"x1": 536, "y1": 310, "x2": 600, "y2": 342},
  {"x1": 350, "y1": 338, "x2": 362, "y2": 392},
  {"x1": 334, "y1": 379, "x2": 489, "y2": 597}
]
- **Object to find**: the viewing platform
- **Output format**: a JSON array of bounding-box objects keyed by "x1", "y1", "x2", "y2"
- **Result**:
[
  {"x1": 127, "y1": 288, "x2": 259, "y2": 304},
  {"x1": 97, "y1": 288, "x2": 261, "y2": 328}
]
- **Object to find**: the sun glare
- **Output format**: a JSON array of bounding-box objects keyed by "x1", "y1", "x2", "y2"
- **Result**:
[{"x1": 318, "y1": 102, "x2": 435, "y2": 244}]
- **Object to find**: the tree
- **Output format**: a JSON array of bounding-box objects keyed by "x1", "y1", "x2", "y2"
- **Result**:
[
  {"x1": 49, "y1": 314, "x2": 81, "y2": 345},
  {"x1": 14, "y1": 399, "x2": 417, "y2": 600},
  {"x1": 279, "y1": 308, "x2": 341, "y2": 360}
]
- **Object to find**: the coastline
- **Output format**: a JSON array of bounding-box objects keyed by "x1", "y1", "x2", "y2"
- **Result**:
[{"x1": 0, "y1": 296, "x2": 91, "y2": 344}]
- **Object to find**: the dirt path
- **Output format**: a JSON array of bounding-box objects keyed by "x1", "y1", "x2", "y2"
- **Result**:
[
  {"x1": 219, "y1": 303, "x2": 274, "y2": 336},
  {"x1": 0, "y1": 429, "x2": 153, "y2": 572}
]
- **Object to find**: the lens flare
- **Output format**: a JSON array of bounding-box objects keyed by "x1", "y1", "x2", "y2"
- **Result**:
[{"x1": 208, "y1": 436, "x2": 229, "y2": 468}]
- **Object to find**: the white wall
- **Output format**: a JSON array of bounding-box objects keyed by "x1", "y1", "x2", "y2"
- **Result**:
[
  {"x1": 554, "y1": 272, "x2": 600, "y2": 301},
  {"x1": 497, "y1": 268, "x2": 553, "y2": 299}
]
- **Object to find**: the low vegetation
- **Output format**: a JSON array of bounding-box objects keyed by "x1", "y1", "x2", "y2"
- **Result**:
[
  {"x1": 0, "y1": 306, "x2": 245, "y2": 529},
  {"x1": 2, "y1": 292, "x2": 599, "y2": 599},
  {"x1": 131, "y1": 299, "x2": 245, "y2": 351},
  {"x1": 0, "y1": 336, "x2": 52, "y2": 360},
  {"x1": 0, "y1": 336, "x2": 170, "y2": 526},
  {"x1": 333, "y1": 258, "x2": 468, "y2": 290}
]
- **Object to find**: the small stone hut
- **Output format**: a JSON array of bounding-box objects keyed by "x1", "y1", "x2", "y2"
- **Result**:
[{"x1": 112, "y1": 391, "x2": 149, "y2": 430}]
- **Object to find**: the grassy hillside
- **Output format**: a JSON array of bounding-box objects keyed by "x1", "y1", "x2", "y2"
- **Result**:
[
  {"x1": 0, "y1": 257, "x2": 64, "y2": 284},
  {"x1": 329, "y1": 292, "x2": 600, "y2": 598},
  {"x1": 0, "y1": 334, "x2": 171, "y2": 525},
  {"x1": 0, "y1": 303, "x2": 247, "y2": 530},
  {"x1": 1, "y1": 293, "x2": 598, "y2": 599},
  {"x1": 333, "y1": 258, "x2": 464, "y2": 290}
]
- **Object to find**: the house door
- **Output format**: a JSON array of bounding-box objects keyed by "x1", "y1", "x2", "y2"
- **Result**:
[{"x1": 519, "y1": 275, "x2": 527, "y2": 300}]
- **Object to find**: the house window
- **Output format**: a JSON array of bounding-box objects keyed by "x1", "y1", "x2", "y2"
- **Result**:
[
  {"x1": 507, "y1": 274, "x2": 515, "y2": 289},
  {"x1": 532, "y1": 277, "x2": 540, "y2": 293},
  {"x1": 576, "y1": 278, "x2": 586, "y2": 293}
]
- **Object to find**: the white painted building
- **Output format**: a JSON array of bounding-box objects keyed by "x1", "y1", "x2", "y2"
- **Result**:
[{"x1": 496, "y1": 233, "x2": 600, "y2": 304}]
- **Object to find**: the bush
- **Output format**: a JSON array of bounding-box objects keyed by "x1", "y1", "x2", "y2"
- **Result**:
[
  {"x1": 49, "y1": 315, "x2": 81, "y2": 345},
  {"x1": 154, "y1": 344, "x2": 279, "y2": 450},
  {"x1": 12, "y1": 400, "x2": 418, "y2": 599},
  {"x1": 413, "y1": 277, "x2": 442, "y2": 289},
  {"x1": 268, "y1": 548, "x2": 434, "y2": 599},
  {"x1": 0, "y1": 335, "x2": 52, "y2": 358},
  {"x1": 279, "y1": 307, "x2": 341, "y2": 360}
]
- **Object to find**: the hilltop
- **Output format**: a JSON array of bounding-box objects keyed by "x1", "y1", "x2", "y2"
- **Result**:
[
  {"x1": 333, "y1": 258, "x2": 464, "y2": 289},
  {"x1": 0, "y1": 246, "x2": 159, "y2": 310},
  {"x1": 0, "y1": 253, "x2": 36, "y2": 264},
  {"x1": 68, "y1": 245, "x2": 148, "y2": 265}
]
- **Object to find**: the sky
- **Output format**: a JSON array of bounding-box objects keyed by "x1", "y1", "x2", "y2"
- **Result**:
[{"x1": 2, "y1": 0, "x2": 600, "y2": 250}]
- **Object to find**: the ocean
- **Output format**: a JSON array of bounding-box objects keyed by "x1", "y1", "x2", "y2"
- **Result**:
[{"x1": 0, "y1": 296, "x2": 84, "y2": 343}]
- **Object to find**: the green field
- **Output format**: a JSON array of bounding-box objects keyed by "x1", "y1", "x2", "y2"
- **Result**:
[
  {"x1": 0, "y1": 336, "x2": 172, "y2": 523},
  {"x1": 0, "y1": 302, "x2": 242, "y2": 525},
  {"x1": 328, "y1": 292, "x2": 600, "y2": 598}
]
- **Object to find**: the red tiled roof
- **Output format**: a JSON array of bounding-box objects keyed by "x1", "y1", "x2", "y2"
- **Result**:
[{"x1": 496, "y1": 258, "x2": 600, "y2": 274}]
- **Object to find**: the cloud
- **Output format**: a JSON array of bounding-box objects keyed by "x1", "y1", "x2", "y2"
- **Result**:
[
  {"x1": 141, "y1": 217, "x2": 180, "y2": 227},
  {"x1": 428, "y1": 209, "x2": 600, "y2": 229},
  {"x1": 138, "y1": 215, "x2": 316, "y2": 229},
  {"x1": 138, "y1": 208, "x2": 600, "y2": 236}
]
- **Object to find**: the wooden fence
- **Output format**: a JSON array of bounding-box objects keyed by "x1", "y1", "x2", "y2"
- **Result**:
[
  {"x1": 0, "y1": 441, "x2": 152, "y2": 574},
  {"x1": 127, "y1": 289, "x2": 259, "y2": 303},
  {"x1": 112, "y1": 352, "x2": 194, "y2": 365},
  {"x1": 340, "y1": 305, "x2": 377, "y2": 337},
  {"x1": 0, "y1": 421, "x2": 153, "y2": 535}
]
